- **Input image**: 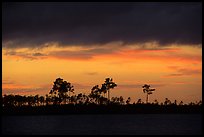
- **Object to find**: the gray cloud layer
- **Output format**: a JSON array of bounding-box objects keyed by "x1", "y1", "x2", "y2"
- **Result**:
[{"x1": 2, "y1": 2, "x2": 202, "y2": 48}]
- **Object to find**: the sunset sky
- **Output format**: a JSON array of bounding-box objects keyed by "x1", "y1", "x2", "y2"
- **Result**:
[{"x1": 2, "y1": 2, "x2": 202, "y2": 103}]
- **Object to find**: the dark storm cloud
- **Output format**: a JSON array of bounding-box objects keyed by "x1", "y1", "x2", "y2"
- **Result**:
[{"x1": 2, "y1": 2, "x2": 202, "y2": 48}]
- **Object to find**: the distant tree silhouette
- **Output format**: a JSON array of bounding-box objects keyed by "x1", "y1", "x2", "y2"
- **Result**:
[
  {"x1": 39, "y1": 96, "x2": 45, "y2": 106},
  {"x1": 89, "y1": 85, "x2": 102, "y2": 104},
  {"x1": 27, "y1": 95, "x2": 35, "y2": 106},
  {"x1": 137, "y1": 98, "x2": 142, "y2": 104},
  {"x1": 3, "y1": 94, "x2": 14, "y2": 106},
  {"x1": 111, "y1": 97, "x2": 117, "y2": 104},
  {"x1": 101, "y1": 78, "x2": 117, "y2": 101},
  {"x1": 71, "y1": 95, "x2": 78, "y2": 104},
  {"x1": 164, "y1": 98, "x2": 171, "y2": 105},
  {"x1": 89, "y1": 78, "x2": 117, "y2": 104},
  {"x1": 174, "y1": 100, "x2": 177, "y2": 105},
  {"x1": 197, "y1": 100, "x2": 202, "y2": 105},
  {"x1": 111, "y1": 96, "x2": 122, "y2": 105},
  {"x1": 77, "y1": 93, "x2": 83, "y2": 104},
  {"x1": 154, "y1": 99, "x2": 159, "y2": 105},
  {"x1": 15, "y1": 95, "x2": 23, "y2": 106},
  {"x1": 45, "y1": 94, "x2": 50, "y2": 105},
  {"x1": 34, "y1": 95, "x2": 39, "y2": 106},
  {"x1": 119, "y1": 96, "x2": 124, "y2": 105},
  {"x1": 49, "y1": 78, "x2": 74, "y2": 104},
  {"x1": 126, "y1": 97, "x2": 131, "y2": 104},
  {"x1": 179, "y1": 101, "x2": 183, "y2": 106},
  {"x1": 142, "y1": 84, "x2": 155, "y2": 103}
]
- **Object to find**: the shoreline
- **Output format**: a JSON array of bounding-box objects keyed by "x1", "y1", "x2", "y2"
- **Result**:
[{"x1": 2, "y1": 104, "x2": 202, "y2": 115}]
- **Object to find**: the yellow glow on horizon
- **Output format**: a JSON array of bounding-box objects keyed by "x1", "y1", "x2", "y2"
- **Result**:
[{"x1": 2, "y1": 43, "x2": 202, "y2": 103}]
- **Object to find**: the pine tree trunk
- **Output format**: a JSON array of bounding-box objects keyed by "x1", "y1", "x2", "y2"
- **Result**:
[
  {"x1": 108, "y1": 90, "x2": 110, "y2": 101},
  {"x1": 146, "y1": 93, "x2": 149, "y2": 104}
]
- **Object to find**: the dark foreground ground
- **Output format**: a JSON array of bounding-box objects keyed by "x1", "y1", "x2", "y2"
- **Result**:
[
  {"x1": 1, "y1": 114, "x2": 202, "y2": 135},
  {"x1": 2, "y1": 104, "x2": 202, "y2": 115}
]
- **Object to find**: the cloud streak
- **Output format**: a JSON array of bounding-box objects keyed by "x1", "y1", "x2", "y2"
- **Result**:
[
  {"x1": 3, "y1": 45, "x2": 201, "y2": 64},
  {"x1": 4, "y1": 50, "x2": 47, "y2": 60},
  {"x1": 163, "y1": 66, "x2": 201, "y2": 78},
  {"x1": 84, "y1": 72, "x2": 98, "y2": 76}
]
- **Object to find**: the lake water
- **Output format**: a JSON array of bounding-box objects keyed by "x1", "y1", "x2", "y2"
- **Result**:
[{"x1": 1, "y1": 114, "x2": 202, "y2": 135}]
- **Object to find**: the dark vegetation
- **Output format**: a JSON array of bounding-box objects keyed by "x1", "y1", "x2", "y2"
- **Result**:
[{"x1": 2, "y1": 78, "x2": 202, "y2": 115}]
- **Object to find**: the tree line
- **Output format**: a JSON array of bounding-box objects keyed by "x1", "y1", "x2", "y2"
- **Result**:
[{"x1": 2, "y1": 77, "x2": 202, "y2": 107}]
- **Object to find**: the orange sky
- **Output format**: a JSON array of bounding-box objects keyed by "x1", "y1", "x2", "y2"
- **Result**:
[{"x1": 2, "y1": 42, "x2": 202, "y2": 103}]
